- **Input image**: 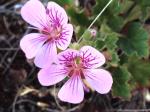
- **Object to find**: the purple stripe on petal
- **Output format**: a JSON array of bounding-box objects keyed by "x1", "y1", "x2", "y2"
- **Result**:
[
  {"x1": 80, "y1": 46, "x2": 106, "y2": 69},
  {"x1": 47, "y1": 2, "x2": 68, "y2": 25},
  {"x1": 57, "y1": 49, "x2": 79, "y2": 65},
  {"x1": 58, "y1": 75, "x2": 84, "y2": 104},
  {"x1": 56, "y1": 24, "x2": 73, "y2": 50}
]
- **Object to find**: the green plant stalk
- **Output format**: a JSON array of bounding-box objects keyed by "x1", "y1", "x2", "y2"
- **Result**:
[{"x1": 77, "y1": 0, "x2": 114, "y2": 43}]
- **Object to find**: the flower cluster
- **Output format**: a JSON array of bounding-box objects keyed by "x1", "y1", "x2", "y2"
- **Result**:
[
  {"x1": 20, "y1": 0, "x2": 113, "y2": 104},
  {"x1": 20, "y1": 0, "x2": 73, "y2": 68}
]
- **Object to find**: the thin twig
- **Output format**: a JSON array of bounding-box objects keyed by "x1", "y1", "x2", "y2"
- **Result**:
[
  {"x1": 2, "y1": 48, "x2": 19, "y2": 74},
  {"x1": 53, "y1": 85, "x2": 65, "y2": 111},
  {"x1": 66, "y1": 105, "x2": 81, "y2": 112},
  {"x1": 3, "y1": 16, "x2": 16, "y2": 36},
  {"x1": 12, "y1": 86, "x2": 24, "y2": 112},
  {"x1": 2, "y1": 29, "x2": 30, "y2": 74},
  {"x1": 23, "y1": 67, "x2": 37, "y2": 85},
  {"x1": 0, "y1": 0, "x2": 17, "y2": 8},
  {"x1": 16, "y1": 99, "x2": 59, "y2": 112},
  {"x1": 0, "y1": 48, "x2": 19, "y2": 51}
]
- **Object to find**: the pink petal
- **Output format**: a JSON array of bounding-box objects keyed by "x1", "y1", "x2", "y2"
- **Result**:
[
  {"x1": 57, "y1": 49, "x2": 79, "y2": 65},
  {"x1": 56, "y1": 24, "x2": 73, "y2": 50},
  {"x1": 21, "y1": 0, "x2": 47, "y2": 28},
  {"x1": 80, "y1": 46, "x2": 105, "y2": 69},
  {"x1": 34, "y1": 42, "x2": 57, "y2": 68},
  {"x1": 20, "y1": 33, "x2": 47, "y2": 59},
  {"x1": 46, "y1": 2, "x2": 68, "y2": 25},
  {"x1": 58, "y1": 75, "x2": 84, "y2": 104},
  {"x1": 38, "y1": 64, "x2": 67, "y2": 86},
  {"x1": 84, "y1": 69, "x2": 113, "y2": 94}
]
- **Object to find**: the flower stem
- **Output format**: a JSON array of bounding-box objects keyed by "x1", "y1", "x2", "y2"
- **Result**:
[{"x1": 77, "y1": 0, "x2": 113, "y2": 43}]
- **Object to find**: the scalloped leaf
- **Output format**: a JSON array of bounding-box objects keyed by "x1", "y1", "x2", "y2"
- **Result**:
[
  {"x1": 51, "y1": 0, "x2": 73, "y2": 5},
  {"x1": 93, "y1": 0, "x2": 122, "y2": 15},
  {"x1": 127, "y1": 56, "x2": 150, "y2": 86},
  {"x1": 107, "y1": 16, "x2": 124, "y2": 32},
  {"x1": 112, "y1": 66, "x2": 131, "y2": 99},
  {"x1": 118, "y1": 22, "x2": 149, "y2": 57},
  {"x1": 67, "y1": 7, "x2": 91, "y2": 27},
  {"x1": 95, "y1": 24, "x2": 120, "y2": 66},
  {"x1": 135, "y1": 0, "x2": 150, "y2": 7}
]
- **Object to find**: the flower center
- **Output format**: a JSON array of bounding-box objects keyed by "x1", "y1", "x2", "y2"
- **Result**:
[
  {"x1": 41, "y1": 25, "x2": 62, "y2": 41},
  {"x1": 68, "y1": 57, "x2": 84, "y2": 78}
]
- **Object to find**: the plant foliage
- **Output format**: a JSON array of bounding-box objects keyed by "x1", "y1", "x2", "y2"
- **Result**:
[{"x1": 50, "y1": 0, "x2": 150, "y2": 100}]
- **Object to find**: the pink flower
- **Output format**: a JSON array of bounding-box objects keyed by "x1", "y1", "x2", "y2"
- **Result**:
[
  {"x1": 38, "y1": 46, "x2": 113, "y2": 104},
  {"x1": 20, "y1": 0, "x2": 73, "y2": 68}
]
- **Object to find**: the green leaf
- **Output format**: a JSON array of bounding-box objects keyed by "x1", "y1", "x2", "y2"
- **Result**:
[
  {"x1": 127, "y1": 56, "x2": 150, "y2": 86},
  {"x1": 95, "y1": 24, "x2": 120, "y2": 66},
  {"x1": 95, "y1": 39, "x2": 105, "y2": 49},
  {"x1": 112, "y1": 66, "x2": 131, "y2": 99},
  {"x1": 51, "y1": 0, "x2": 73, "y2": 5},
  {"x1": 110, "y1": 52, "x2": 120, "y2": 67},
  {"x1": 93, "y1": 0, "x2": 122, "y2": 15},
  {"x1": 118, "y1": 22, "x2": 149, "y2": 57},
  {"x1": 100, "y1": 23, "x2": 113, "y2": 34},
  {"x1": 105, "y1": 34, "x2": 119, "y2": 51},
  {"x1": 67, "y1": 7, "x2": 90, "y2": 27},
  {"x1": 124, "y1": 5, "x2": 142, "y2": 23},
  {"x1": 107, "y1": 16, "x2": 124, "y2": 32},
  {"x1": 125, "y1": 1, "x2": 150, "y2": 22},
  {"x1": 135, "y1": 0, "x2": 150, "y2": 7},
  {"x1": 93, "y1": 0, "x2": 110, "y2": 15},
  {"x1": 140, "y1": 7, "x2": 150, "y2": 22},
  {"x1": 120, "y1": 0, "x2": 134, "y2": 14},
  {"x1": 98, "y1": 24, "x2": 119, "y2": 51},
  {"x1": 96, "y1": 24, "x2": 118, "y2": 51}
]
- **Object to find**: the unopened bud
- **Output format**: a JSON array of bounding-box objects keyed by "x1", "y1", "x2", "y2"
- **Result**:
[{"x1": 90, "y1": 29, "x2": 97, "y2": 37}]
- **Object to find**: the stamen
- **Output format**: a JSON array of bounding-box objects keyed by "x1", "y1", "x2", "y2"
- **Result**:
[{"x1": 82, "y1": 79, "x2": 94, "y2": 91}]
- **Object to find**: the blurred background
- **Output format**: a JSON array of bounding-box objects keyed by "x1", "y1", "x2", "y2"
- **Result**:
[{"x1": 0, "y1": 0, "x2": 150, "y2": 112}]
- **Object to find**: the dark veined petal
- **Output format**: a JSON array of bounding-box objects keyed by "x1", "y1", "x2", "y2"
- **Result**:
[
  {"x1": 56, "y1": 24, "x2": 73, "y2": 50},
  {"x1": 58, "y1": 75, "x2": 84, "y2": 104},
  {"x1": 80, "y1": 46, "x2": 105, "y2": 69},
  {"x1": 46, "y1": 1, "x2": 68, "y2": 25},
  {"x1": 57, "y1": 49, "x2": 79, "y2": 65}
]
